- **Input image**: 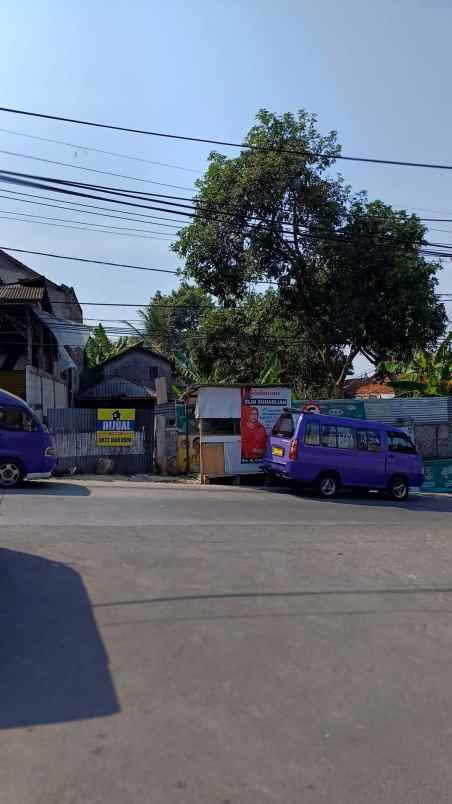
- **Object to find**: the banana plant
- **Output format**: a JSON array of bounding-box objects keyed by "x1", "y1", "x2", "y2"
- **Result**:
[{"x1": 380, "y1": 333, "x2": 452, "y2": 396}]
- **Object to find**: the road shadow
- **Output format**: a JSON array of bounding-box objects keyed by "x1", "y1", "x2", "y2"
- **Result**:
[
  {"x1": 3, "y1": 481, "x2": 91, "y2": 496},
  {"x1": 259, "y1": 483, "x2": 452, "y2": 513},
  {"x1": 0, "y1": 548, "x2": 119, "y2": 729},
  {"x1": 303, "y1": 490, "x2": 452, "y2": 514}
]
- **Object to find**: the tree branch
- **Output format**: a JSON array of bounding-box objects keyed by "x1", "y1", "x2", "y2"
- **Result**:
[{"x1": 336, "y1": 347, "x2": 359, "y2": 390}]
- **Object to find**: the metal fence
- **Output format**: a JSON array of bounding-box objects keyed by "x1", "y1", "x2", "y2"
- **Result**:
[{"x1": 47, "y1": 407, "x2": 154, "y2": 474}]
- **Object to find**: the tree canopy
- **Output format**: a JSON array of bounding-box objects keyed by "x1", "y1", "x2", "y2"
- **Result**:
[
  {"x1": 173, "y1": 109, "x2": 447, "y2": 391},
  {"x1": 85, "y1": 324, "x2": 130, "y2": 368}
]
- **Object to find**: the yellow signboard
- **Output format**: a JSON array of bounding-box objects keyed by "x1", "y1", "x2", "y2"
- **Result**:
[
  {"x1": 96, "y1": 408, "x2": 136, "y2": 448},
  {"x1": 96, "y1": 431, "x2": 135, "y2": 447},
  {"x1": 97, "y1": 408, "x2": 135, "y2": 421}
]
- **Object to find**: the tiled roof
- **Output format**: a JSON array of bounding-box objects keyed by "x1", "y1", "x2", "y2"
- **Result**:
[
  {"x1": 0, "y1": 284, "x2": 45, "y2": 302},
  {"x1": 344, "y1": 376, "x2": 395, "y2": 398}
]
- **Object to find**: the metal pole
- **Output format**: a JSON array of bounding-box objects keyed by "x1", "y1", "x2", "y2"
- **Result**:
[{"x1": 185, "y1": 402, "x2": 190, "y2": 474}]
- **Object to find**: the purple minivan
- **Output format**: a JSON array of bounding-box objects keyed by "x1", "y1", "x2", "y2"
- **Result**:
[
  {"x1": 262, "y1": 409, "x2": 424, "y2": 500},
  {"x1": 0, "y1": 388, "x2": 57, "y2": 488}
]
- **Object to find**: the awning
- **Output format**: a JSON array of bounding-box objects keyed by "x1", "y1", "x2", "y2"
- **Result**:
[{"x1": 33, "y1": 309, "x2": 91, "y2": 371}]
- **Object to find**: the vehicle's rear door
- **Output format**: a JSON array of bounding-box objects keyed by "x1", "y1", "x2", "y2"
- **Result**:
[{"x1": 267, "y1": 411, "x2": 300, "y2": 469}]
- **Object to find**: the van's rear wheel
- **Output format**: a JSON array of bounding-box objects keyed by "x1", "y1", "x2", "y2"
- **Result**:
[
  {"x1": 388, "y1": 475, "x2": 409, "y2": 501},
  {"x1": 317, "y1": 473, "x2": 339, "y2": 498},
  {"x1": 0, "y1": 460, "x2": 22, "y2": 488}
]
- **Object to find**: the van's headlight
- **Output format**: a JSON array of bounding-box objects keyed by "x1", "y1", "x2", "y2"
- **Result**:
[{"x1": 45, "y1": 447, "x2": 56, "y2": 457}]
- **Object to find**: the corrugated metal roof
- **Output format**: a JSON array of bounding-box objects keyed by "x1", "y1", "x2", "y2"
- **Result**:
[
  {"x1": 78, "y1": 376, "x2": 156, "y2": 401},
  {"x1": 0, "y1": 284, "x2": 45, "y2": 302},
  {"x1": 364, "y1": 397, "x2": 450, "y2": 423}
]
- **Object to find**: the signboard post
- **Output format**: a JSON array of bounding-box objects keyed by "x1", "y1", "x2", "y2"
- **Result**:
[
  {"x1": 96, "y1": 408, "x2": 136, "y2": 448},
  {"x1": 240, "y1": 387, "x2": 290, "y2": 464}
]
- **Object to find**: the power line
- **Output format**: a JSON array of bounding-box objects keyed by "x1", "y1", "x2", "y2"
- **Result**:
[
  {"x1": 0, "y1": 167, "x2": 435, "y2": 245},
  {"x1": 0, "y1": 213, "x2": 174, "y2": 241},
  {"x1": 0, "y1": 148, "x2": 194, "y2": 191},
  {"x1": 0, "y1": 187, "x2": 187, "y2": 227},
  {"x1": 0, "y1": 174, "x2": 196, "y2": 218},
  {"x1": 0, "y1": 127, "x2": 202, "y2": 173},
  {"x1": 2, "y1": 168, "x2": 452, "y2": 256},
  {"x1": 0, "y1": 246, "x2": 179, "y2": 274},
  {"x1": 0, "y1": 168, "x2": 195, "y2": 205},
  {"x1": 2, "y1": 104, "x2": 452, "y2": 172},
  {"x1": 0, "y1": 207, "x2": 176, "y2": 237}
]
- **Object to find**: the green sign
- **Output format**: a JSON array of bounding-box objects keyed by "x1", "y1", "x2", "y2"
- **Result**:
[
  {"x1": 316, "y1": 400, "x2": 366, "y2": 419},
  {"x1": 423, "y1": 459, "x2": 452, "y2": 493}
]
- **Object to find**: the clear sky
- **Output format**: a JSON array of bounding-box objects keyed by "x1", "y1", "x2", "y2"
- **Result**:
[{"x1": 0, "y1": 0, "x2": 451, "y2": 373}]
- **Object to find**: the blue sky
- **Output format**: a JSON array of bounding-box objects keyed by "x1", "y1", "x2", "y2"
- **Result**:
[{"x1": 0, "y1": 0, "x2": 451, "y2": 373}]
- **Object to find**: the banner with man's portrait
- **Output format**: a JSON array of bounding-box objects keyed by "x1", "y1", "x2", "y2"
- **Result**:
[{"x1": 240, "y1": 387, "x2": 291, "y2": 463}]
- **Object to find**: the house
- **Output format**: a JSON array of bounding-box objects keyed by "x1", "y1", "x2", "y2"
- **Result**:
[
  {"x1": 344, "y1": 375, "x2": 395, "y2": 399},
  {"x1": 77, "y1": 343, "x2": 175, "y2": 408},
  {"x1": 0, "y1": 249, "x2": 87, "y2": 416}
]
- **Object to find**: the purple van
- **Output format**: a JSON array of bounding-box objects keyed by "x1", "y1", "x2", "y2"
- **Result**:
[
  {"x1": 262, "y1": 409, "x2": 424, "y2": 500},
  {"x1": 0, "y1": 388, "x2": 57, "y2": 488}
]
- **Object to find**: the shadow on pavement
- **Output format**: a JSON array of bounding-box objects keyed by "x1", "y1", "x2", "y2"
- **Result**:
[
  {"x1": 0, "y1": 548, "x2": 119, "y2": 729},
  {"x1": 260, "y1": 484, "x2": 452, "y2": 513},
  {"x1": 305, "y1": 491, "x2": 452, "y2": 513},
  {"x1": 3, "y1": 481, "x2": 91, "y2": 496}
]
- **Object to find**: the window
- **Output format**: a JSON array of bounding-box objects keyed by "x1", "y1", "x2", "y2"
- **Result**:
[
  {"x1": 337, "y1": 426, "x2": 354, "y2": 449},
  {"x1": 320, "y1": 424, "x2": 338, "y2": 448},
  {"x1": 304, "y1": 421, "x2": 320, "y2": 446},
  {"x1": 0, "y1": 407, "x2": 36, "y2": 432},
  {"x1": 202, "y1": 418, "x2": 241, "y2": 436},
  {"x1": 272, "y1": 412, "x2": 300, "y2": 438},
  {"x1": 149, "y1": 366, "x2": 159, "y2": 379},
  {"x1": 357, "y1": 429, "x2": 381, "y2": 451},
  {"x1": 388, "y1": 431, "x2": 416, "y2": 454}
]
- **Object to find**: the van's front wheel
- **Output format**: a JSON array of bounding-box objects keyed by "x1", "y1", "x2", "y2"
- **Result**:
[
  {"x1": 317, "y1": 473, "x2": 339, "y2": 498},
  {"x1": 0, "y1": 460, "x2": 23, "y2": 488},
  {"x1": 388, "y1": 475, "x2": 409, "y2": 501}
]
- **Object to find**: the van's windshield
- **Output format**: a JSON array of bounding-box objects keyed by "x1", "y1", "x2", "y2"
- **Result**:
[{"x1": 272, "y1": 411, "x2": 301, "y2": 438}]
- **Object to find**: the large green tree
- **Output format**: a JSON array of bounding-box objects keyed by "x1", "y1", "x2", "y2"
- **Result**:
[
  {"x1": 139, "y1": 287, "x2": 342, "y2": 395},
  {"x1": 173, "y1": 109, "x2": 447, "y2": 391}
]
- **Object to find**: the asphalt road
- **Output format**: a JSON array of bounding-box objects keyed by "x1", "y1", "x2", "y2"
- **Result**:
[{"x1": 1, "y1": 480, "x2": 452, "y2": 804}]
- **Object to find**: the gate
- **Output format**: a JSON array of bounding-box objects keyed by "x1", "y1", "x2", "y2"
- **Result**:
[{"x1": 47, "y1": 407, "x2": 154, "y2": 474}]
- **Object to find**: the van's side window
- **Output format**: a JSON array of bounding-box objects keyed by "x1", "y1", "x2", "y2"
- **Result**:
[
  {"x1": 320, "y1": 424, "x2": 338, "y2": 448},
  {"x1": 388, "y1": 431, "x2": 416, "y2": 454},
  {"x1": 304, "y1": 421, "x2": 320, "y2": 446},
  {"x1": 337, "y1": 426, "x2": 355, "y2": 449},
  {"x1": 357, "y1": 429, "x2": 381, "y2": 451}
]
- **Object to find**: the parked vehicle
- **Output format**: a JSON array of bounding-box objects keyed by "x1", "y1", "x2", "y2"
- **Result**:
[
  {"x1": 0, "y1": 389, "x2": 57, "y2": 488},
  {"x1": 262, "y1": 409, "x2": 424, "y2": 500}
]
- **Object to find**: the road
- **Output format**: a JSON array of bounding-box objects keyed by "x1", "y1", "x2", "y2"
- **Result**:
[{"x1": 1, "y1": 480, "x2": 452, "y2": 804}]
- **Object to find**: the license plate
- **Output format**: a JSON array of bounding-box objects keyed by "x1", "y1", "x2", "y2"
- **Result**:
[{"x1": 272, "y1": 446, "x2": 284, "y2": 457}]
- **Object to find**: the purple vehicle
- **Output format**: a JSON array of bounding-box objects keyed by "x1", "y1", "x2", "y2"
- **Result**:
[
  {"x1": 262, "y1": 409, "x2": 424, "y2": 500},
  {"x1": 0, "y1": 388, "x2": 57, "y2": 488}
]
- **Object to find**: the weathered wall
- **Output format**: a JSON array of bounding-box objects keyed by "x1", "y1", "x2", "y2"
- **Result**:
[
  {"x1": 26, "y1": 366, "x2": 68, "y2": 418},
  {"x1": 103, "y1": 350, "x2": 172, "y2": 389}
]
